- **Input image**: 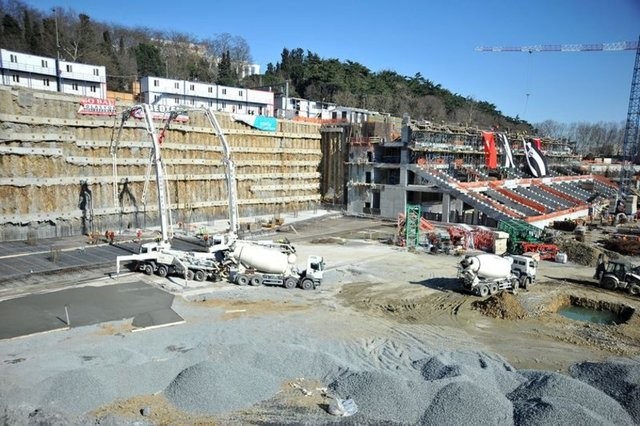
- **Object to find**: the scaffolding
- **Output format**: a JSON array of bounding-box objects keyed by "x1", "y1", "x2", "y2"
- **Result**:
[{"x1": 405, "y1": 204, "x2": 421, "y2": 249}]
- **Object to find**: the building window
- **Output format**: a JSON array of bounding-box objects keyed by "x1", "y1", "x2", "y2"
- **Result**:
[
  {"x1": 208, "y1": 87, "x2": 213, "y2": 93},
  {"x1": 154, "y1": 95, "x2": 160, "y2": 102},
  {"x1": 175, "y1": 97, "x2": 179, "y2": 104},
  {"x1": 221, "y1": 102, "x2": 226, "y2": 108},
  {"x1": 72, "y1": 83, "x2": 78, "y2": 90},
  {"x1": 12, "y1": 75, "x2": 19, "y2": 82},
  {"x1": 43, "y1": 78, "x2": 50, "y2": 86},
  {"x1": 93, "y1": 68, "x2": 99, "y2": 76},
  {"x1": 239, "y1": 90, "x2": 243, "y2": 96},
  {"x1": 41, "y1": 60, "x2": 48, "y2": 67},
  {"x1": 222, "y1": 88, "x2": 227, "y2": 95},
  {"x1": 208, "y1": 100, "x2": 213, "y2": 107},
  {"x1": 190, "y1": 98, "x2": 195, "y2": 105},
  {"x1": 190, "y1": 84, "x2": 194, "y2": 90},
  {"x1": 90, "y1": 85, "x2": 96, "y2": 93},
  {"x1": 174, "y1": 82, "x2": 179, "y2": 89},
  {"x1": 66, "y1": 64, "x2": 72, "y2": 72},
  {"x1": 238, "y1": 104, "x2": 243, "y2": 110},
  {"x1": 10, "y1": 54, "x2": 17, "y2": 63},
  {"x1": 153, "y1": 79, "x2": 159, "y2": 87}
]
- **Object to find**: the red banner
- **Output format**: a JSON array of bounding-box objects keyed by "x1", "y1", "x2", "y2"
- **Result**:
[
  {"x1": 533, "y1": 138, "x2": 542, "y2": 150},
  {"x1": 77, "y1": 98, "x2": 116, "y2": 116},
  {"x1": 482, "y1": 131, "x2": 497, "y2": 169}
]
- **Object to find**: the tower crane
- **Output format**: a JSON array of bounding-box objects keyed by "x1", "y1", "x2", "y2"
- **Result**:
[{"x1": 476, "y1": 37, "x2": 640, "y2": 199}]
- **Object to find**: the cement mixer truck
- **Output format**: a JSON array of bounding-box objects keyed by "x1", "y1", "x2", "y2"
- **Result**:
[
  {"x1": 458, "y1": 253, "x2": 537, "y2": 297},
  {"x1": 229, "y1": 243, "x2": 324, "y2": 290}
]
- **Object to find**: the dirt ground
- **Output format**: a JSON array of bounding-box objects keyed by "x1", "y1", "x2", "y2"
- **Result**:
[{"x1": 3, "y1": 215, "x2": 640, "y2": 424}]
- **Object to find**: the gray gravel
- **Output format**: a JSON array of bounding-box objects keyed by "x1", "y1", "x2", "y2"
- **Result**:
[
  {"x1": 508, "y1": 370, "x2": 635, "y2": 425},
  {"x1": 420, "y1": 380, "x2": 513, "y2": 425},
  {"x1": 569, "y1": 357, "x2": 640, "y2": 423},
  {"x1": 165, "y1": 360, "x2": 281, "y2": 414}
]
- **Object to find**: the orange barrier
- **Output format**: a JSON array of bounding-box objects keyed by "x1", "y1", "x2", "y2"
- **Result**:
[{"x1": 523, "y1": 206, "x2": 587, "y2": 223}]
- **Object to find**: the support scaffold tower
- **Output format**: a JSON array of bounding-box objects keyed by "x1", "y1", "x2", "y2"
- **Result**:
[{"x1": 405, "y1": 204, "x2": 421, "y2": 249}]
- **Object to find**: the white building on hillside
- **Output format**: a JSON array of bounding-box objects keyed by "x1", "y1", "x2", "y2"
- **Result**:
[
  {"x1": 0, "y1": 49, "x2": 107, "y2": 99},
  {"x1": 274, "y1": 94, "x2": 372, "y2": 123},
  {"x1": 140, "y1": 76, "x2": 273, "y2": 115}
]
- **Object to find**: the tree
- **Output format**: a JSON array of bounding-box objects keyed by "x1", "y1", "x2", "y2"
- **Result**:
[
  {"x1": 216, "y1": 50, "x2": 237, "y2": 86},
  {"x1": 134, "y1": 42, "x2": 166, "y2": 78},
  {"x1": 76, "y1": 13, "x2": 98, "y2": 63},
  {"x1": 2, "y1": 13, "x2": 23, "y2": 50}
]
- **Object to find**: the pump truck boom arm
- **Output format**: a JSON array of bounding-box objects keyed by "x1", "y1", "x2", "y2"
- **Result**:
[{"x1": 204, "y1": 108, "x2": 239, "y2": 238}]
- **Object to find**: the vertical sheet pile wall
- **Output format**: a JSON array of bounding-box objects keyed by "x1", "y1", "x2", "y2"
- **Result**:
[{"x1": 0, "y1": 86, "x2": 322, "y2": 241}]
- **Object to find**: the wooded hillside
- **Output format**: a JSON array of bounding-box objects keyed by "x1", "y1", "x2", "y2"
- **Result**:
[{"x1": 10, "y1": 0, "x2": 630, "y2": 141}]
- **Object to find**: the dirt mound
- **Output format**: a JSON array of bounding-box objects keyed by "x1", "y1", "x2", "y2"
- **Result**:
[
  {"x1": 557, "y1": 240, "x2": 602, "y2": 266},
  {"x1": 472, "y1": 291, "x2": 527, "y2": 320}
]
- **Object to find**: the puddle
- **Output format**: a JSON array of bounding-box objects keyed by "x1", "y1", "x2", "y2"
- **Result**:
[
  {"x1": 553, "y1": 295, "x2": 635, "y2": 325},
  {"x1": 558, "y1": 305, "x2": 621, "y2": 325}
]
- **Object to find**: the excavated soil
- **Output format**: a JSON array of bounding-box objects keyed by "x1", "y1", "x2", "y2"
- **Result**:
[{"x1": 472, "y1": 291, "x2": 528, "y2": 320}]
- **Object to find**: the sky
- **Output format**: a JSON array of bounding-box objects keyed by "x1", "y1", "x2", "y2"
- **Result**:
[{"x1": 24, "y1": 0, "x2": 640, "y2": 125}]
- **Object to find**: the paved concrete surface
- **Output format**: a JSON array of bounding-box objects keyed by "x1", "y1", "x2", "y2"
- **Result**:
[
  {"x1": 0, "y1": 280, "x2": 182, "y2": 340},
  {"x1": 0, "y1": 209, "x2": 342, "y2": 282}
]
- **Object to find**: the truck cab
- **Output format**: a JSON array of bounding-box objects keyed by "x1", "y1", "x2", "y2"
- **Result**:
[{"x1": 509, "y1": 254, "x2": 537, "y2": 289}]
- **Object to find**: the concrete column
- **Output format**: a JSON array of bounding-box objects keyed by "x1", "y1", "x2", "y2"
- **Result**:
[{"x1": 442, "y1": 193, "x2": 451, "y2": 223}]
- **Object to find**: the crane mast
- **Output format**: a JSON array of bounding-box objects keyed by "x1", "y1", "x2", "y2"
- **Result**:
[{"x1": 620, "y1": 35, "x2": 640, "y2": 197}]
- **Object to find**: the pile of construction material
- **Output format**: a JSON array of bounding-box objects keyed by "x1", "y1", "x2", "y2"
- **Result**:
[
  {"x1": 472, "y1": 292, "x2": 528, "y2": 320},
  {"x1": 557, "y1": 240, "x2": 603, "y2": 266},
  {"x1": 2, "y1": 347, "x2": 639, "y2": 424}
]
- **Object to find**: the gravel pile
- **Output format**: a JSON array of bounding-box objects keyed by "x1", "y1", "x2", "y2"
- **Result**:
[
  {"x1": 569, "y1": 358, "x2": 640, "y2": 423},
  {"x1": 4, "y1": 341, "x2": 640, "y2": 425},
  {"x1": 326, "y1": 350, "x2": 637, "y2": 425},
  {"x1": 165, "y1": 361, "x2": 280, "y2": 414},
  {"x1": 328, "y1": 370, "x2": 435, "y2": 423},
  {"x1": 508, "y1": 370, "x2": 634, "y2": 425},
  {"x1": 415, "y1": 350, "x2": 526, "y2": 394}
]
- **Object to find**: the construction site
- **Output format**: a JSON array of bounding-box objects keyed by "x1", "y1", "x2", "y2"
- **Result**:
[{"x1": 3, "y1": 81, "x2": 640, "y2": 425}]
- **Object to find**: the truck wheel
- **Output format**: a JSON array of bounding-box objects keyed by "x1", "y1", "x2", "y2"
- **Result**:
[
  {"x1": 237, "y1": 274, "x2": 249, "y2": 286},
  {"x1": 629, "y1": 285, "x2": 640, "y2": 295},
  {"x1": 143, "y1": 263, "x2": 154, "y2": 275},
  {"x1": 489, "y1": 283, "x2": 499, "y2": 295},
  {"x1": 283, "y1": 277, "x2": 297, "y2": 289},
  {"x1": 156, "y1": 264, "x2": 168, "y2": 278},
  {"x1": 478, "y1": 285, "x2": 489, "y2": 297},
  {"x1": 512, "y1": 281, "x2": 519, "y2": 295},
  {"x1": 186, "y1": 270, "x2": 195, "y2": 281},
  {"x1": 194, "y1": 270, "x2": 206, "y2": 282},
  {"x1": 301, "y1": 278, "x2": 314, "y2": 290},
  {"x1": 601, "y1": 276, "x2": 618, "y2": 290},
  {"x1": 250, "y1": 275, "x2": 263, "y2": 286}
]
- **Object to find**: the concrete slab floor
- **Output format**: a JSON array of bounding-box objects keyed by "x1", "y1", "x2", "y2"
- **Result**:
[{"x1": 0, "y1": 280, "x2": 182, "y2": 340}]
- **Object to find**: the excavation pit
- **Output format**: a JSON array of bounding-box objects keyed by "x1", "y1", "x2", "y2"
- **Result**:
[{"x1": 553, "y1": 295, "x2": 634, "y2": 325}]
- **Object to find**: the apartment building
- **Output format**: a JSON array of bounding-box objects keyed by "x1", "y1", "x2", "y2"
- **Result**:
[
  {"x1": 140, "y1": 76, "x2": 273, "y2": 115},
  {"x1": 0, "y1": 49, "x2": 107, "y2": 98},
  {"x1": 274, "y1": 95, "x2": 371, "y2": 123}
]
